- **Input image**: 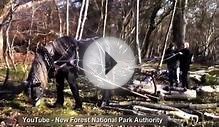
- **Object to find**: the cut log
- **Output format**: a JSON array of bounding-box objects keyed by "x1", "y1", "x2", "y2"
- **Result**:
[
  {"x1": 189, "y1": 70, "x2": 209, "y2": 75},
  {"x1": 167, "y1": 103, "x2": 218, "y2": 110},
  {"x1": 109, "y1": 101, "x2": 179, "y2": 111},
  {"x1": 185, "y1": 109, "x2": 205, "y2": 121},
  {"x1": 132, "y1": 101, "x2": 179, "y2": 111},
  {"x1": 166, "y1": 110, "x2": 198, "y2": 124},
  {"x1": 133, "y1": 105, "x2": 159, "y2": 114},
  {"x1": 204, "y1": 112, "x2": 219, "y2": 121},
  {"x1": 215, "y1": 85, "x2": 219, "y2": 92},
  {"x1": 190, "y1": 74, "x2": 203, "y2": 83},
  {"x1": 197, "y1": 86, "x2": 217, "y2": 93},
  {"x1": 133, "y1": 105, "x2": 199, "y2": 125},
  {"x1": 163, "y1": 89, "x2": 197, "y2": 100},
  {"x1": 132, "y1": 79, "x2": 156, "y2": 94}
]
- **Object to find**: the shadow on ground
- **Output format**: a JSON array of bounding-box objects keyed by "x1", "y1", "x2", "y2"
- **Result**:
[{"x1": 0, "y1": 81, "x2": 26, "y2": 100}]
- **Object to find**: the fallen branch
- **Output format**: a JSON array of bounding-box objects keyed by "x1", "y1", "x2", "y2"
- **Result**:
[
  {"x1": 133, "y1": 101, "x2": 178, "y2": 111},
  {"x1": 166, "y1": 110, "x2": 198, "y2": 123},
  {"x1": 109, "y1": 101, "x2": 179, "y2": 111},
  {"x1": 133, "y1": 105, "x2": 162, "y2": 114},
  {"x1": 204, "y1": 112, "x2": 219, "y2": 121},
  {"x1": 133, "y1": 105, "x2": 198, "y2": 125},
  {"x1": 163, "y1": 90, "x2": 197, "y2": 100}
]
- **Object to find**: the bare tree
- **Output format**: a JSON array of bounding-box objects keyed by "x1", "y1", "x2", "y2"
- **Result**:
[
  {"x1": 172, "y1": 0, "x2": 188, "y2": 48},
  {"x1": 158, "y1": 0, "x2": 178, "y2": 69},
  {"x1": 66, "y1": 0, "x2": 70, "y2": 36},
  {"x1": 75, "y1": 0, "x2": 85, "y2": 40},
  {"x1": 103, "y1": 0, "x2": 108, "y2": 37},
  {"x1": 79, "y1": 0, "x2": 89, "y2": 40},
  {"x1": 0, "y1": 0, "x2": 19, "y2": 85},
  {"x1": 141, "y1": 0, "x2": 162, "y2": 58},
  {"x1": 136, "y1": 0, "x2": 141, "y2": 63},
  {"x1": 54, "y1": 0, "x2": 63, "y2": 37},
  {"x1": 23, "y1": 0, "x2": 36, "y2": 65}
]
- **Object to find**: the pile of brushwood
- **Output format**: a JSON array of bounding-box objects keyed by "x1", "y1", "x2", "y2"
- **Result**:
[{"x1": 102, "y1": 65, "x2": 219, "y2": 126}]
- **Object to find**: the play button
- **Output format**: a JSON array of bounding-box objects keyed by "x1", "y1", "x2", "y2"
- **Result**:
[
  {"x1": 105, "y1": 51, "x2": 117, "y2": 75},
  {"x1": 82, "y1": 37, "x2": 136, "y2": 89}
]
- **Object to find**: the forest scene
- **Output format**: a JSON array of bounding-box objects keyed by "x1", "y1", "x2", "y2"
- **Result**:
[{"x1": 0, "y1": 0, "x2": 219, "y2": 126}]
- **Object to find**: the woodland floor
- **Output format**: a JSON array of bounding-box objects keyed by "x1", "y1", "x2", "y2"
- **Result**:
[{"x1": 0, "y1": 63, "x2": 218, "y2": 127}]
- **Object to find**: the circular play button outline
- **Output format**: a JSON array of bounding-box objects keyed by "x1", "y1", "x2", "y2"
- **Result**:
[{"x1": 82, "y1": 37, "x2": 136, "y2": 89}]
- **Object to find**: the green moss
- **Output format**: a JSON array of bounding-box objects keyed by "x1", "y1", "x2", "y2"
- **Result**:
[
  {"x1": 190, "y1": 64, "x2": 208, "y2": 71},
  {"x1": 0, "y1": 64, "x2": 29, "y2": 82},
  {"x1": 203, "y1": 74, "x2": 219, "y2": 86},
  {"x1": 0, "y1": 99, "x2": 26, "y2": 111},
  {"x1": 209, "y1": 70, "x2": 219, "y2": 77}
]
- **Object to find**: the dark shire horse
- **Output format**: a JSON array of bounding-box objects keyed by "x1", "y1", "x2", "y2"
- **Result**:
[{"x1": 24, "y1": 36, "x2": 96, "y2": 110}]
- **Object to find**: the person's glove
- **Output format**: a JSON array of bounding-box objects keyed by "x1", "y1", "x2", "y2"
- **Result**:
[{"x1": 178, "y1": 52, "x2": 183, "y2": 55}]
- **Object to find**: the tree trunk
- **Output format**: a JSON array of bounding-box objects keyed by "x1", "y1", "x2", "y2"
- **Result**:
[
  {"x1": 24, "y1": 1, "x2": 34, "y2": 64},
  {"x1": 172, "y1": 0, "x2": 188, "y2": 48},
  {"x1": 3, "y1": 0, "x2": 18, "y2": 85},
  {"x1": 54, "y1": 0, "x2": 63, "y2": 37},
  {"x1": 102, "y1": 0, "x2": 108, "y2": 37},
  {"x1": 0, "y1": 29, "x2": 3, "y2": 61},
  {"x1": 136, "y1": 0, "x2": 141, "y2": 64},
  {"x1": 79, "y1": 0, "x2": 89, "y2": 40},
  {"x1": 75, "y1": 0, "x2": 85, "y2": 40},
  {"x1": 141, "y1": 0, "x2": 162, "y2": 58},
  {"x1": 167, "y1": 103, "x2": 218, "y2": 110},
  {"x1": 158, "y1": 0, "x2": 177, "y2": 69},
  {"x1": 66, "y1": 0, "x2": 70, "y2": 36}
]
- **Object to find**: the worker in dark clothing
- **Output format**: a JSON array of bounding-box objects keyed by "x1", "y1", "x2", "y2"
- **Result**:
[
  {"x1": 179, "y1": 42, "x2": 193, "y2": 89},
  {"x1": 164, "y1": 43, "x2": 179, "y2": 87}
]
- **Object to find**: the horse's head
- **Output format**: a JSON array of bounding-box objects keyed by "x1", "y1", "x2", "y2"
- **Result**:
[{"x1": 24, "y1": 47, "x2": 54, "y2": 106}]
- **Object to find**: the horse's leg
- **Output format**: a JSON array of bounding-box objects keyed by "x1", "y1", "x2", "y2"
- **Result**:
[
  {"x1": 54, "y1": 70, "x2": 66, "y2": 106},
  {"x1": 66, "y1": 70, "x2": 82, "y2": 110}
]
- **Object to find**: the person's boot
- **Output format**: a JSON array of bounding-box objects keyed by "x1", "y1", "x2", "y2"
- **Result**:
[
  {"x1": 101, "y1": 100, "x2": 109, "y2": 107},
  {"x1": 74, "y1": 101, "x2": 82, "y2": 111},
  {"x1": 183, "y1": 87, "x2": 187, "y2": 92},
  {"x1": 168, "y1": 89, "x2": 172, "y2": 95}
]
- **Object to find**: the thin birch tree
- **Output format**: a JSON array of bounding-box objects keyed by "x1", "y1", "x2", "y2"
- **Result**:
[
  {"x1": 75, "y1": 0, "x2": 86, "y2": 40},
  {"x1": 66, "y1": 0, "x2": 70, "y2": 36},
  {"x1": 158, "y1": 0, "x2": 178, "y2": 69},
  {"x1": 136, "y1": 0, "x2": 142, "y2": 64},
  {"x1": 79, "y1": 0, "x2": 89, "y2": 40},
  {"x1": 54, "y1": 0, "x2": 63, "y2": 37},
  {"x1": 2, "y1": 0, "x2": 19, "y2": 85},
  {"x1": 103, "y1": 0, "x2": 108, "y2": 37}
]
